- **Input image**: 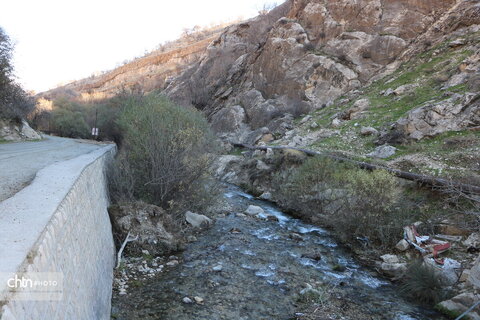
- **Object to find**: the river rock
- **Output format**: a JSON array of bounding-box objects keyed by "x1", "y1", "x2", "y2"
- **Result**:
[
  {"x1": 395, "y1": 239, "x2": 410, "y2": 252},
  {"x1": 259, "y1": 192, "x2": 272, "y2": 200},
  {"x1": 245, "y1": 205, "x2": 264, "y2": 216},
  {"x1": 438, "y1": 293, "x2": 480, "y2": 320},
  {"x1": 212, "y1": 265, "x2": 223, "y2": 272},
  {"x1": 194, "y1": 296, "x2": 204, "y2": 304},
  {"x1": 182, "y1": 297, "x2": 193, "y2": 304},
  {"x1": 379, "y1": 254, "x2": 407, "y2": 278},
  {"x1": 185, "y1": 211, "x2": 213, "y2": 228},
  {"x1": 367, "y1": 145, "x2": 396, "y2": 158},
  {"x1": 166, "y1": 260, "x2": 179, "y2": 267},
  {"x1": 381, "y1": 254, "x2": 400, "y2": 264}
]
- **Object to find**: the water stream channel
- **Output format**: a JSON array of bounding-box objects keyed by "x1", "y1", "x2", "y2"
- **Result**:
[{"x1": 112, "y1": 184, "x2": 444, "y2": 319}]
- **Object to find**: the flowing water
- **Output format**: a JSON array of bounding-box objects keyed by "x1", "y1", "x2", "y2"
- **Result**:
[{"x1": 112, "y1": 184, "x2": 444, "y2": 320}]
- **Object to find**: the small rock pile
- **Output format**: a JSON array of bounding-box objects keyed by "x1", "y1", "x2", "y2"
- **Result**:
[{"x1": 114, "y1": 252, "x2": 181, "y2": 296}]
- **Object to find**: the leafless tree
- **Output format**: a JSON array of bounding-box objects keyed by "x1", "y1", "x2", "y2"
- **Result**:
[{"x1": 258, "y1": 2, "x2": 278, "y2": 15}]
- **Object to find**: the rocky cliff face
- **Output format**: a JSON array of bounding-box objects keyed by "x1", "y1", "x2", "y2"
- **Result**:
[{"x1": 162, "y1": 0, "x2": 479, "y2": 144}]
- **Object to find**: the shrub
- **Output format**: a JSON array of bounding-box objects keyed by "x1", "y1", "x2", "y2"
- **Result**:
[
  {"x1": 332, "y1": 168, "x2": 402, "y2": 247},
  {"x1": 110, "y1": 93, "x2": 217, "y2": 209},
  {"x1": 277, "y1": 156, "x2": 404, "y2": 247},
  {"x1": 400, "y1": 260, "x2": 449, "y2": 305},
  {"x1": 51, "y1": 108, "x2": 90, "y2": 138}
]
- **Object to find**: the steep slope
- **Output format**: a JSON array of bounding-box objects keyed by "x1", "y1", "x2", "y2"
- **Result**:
[
  {"x1": 39, "y1": 0, "x2": 479, "y2": 174},
  {"x1": 165, "y1": 0, "x2": 478, "y2": 141},
  {"x1": 39, "y1": 25, "x2": 229, "y2": 101}
]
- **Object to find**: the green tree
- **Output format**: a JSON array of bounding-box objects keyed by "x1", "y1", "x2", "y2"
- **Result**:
[{"x1": 0, "y1": 27, "x2": 34, "y2": 121}]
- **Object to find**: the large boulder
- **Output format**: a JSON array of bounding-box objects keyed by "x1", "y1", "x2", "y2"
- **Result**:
[
  {"x1": 0, "y1": 119, "x2": 41, "y2": 142},
  {"x1": 396, "y1": 94, "x2": 480, "y2": 140},
  {"x1": 244, "y1": 205, "x2": 265, "y2": 216},
  {"x1": 185, "y1": 211, "x2": 213, "y2": 228},
  {"x1": 367, "y1": 145, "x2": 396, "y2": 159},
  {"x1": 211, "y1": 105, "x2": 247, "y2": 134},
  {"x1": 213, "y1": 155, "x2": 243, "y2": 183},
  {"x1": 378, "y1": 254, "x2": 407, "y2": 279}
]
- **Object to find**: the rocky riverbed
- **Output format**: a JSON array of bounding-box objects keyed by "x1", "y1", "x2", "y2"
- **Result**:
[{"x1": 111, "y1": 184, "x2": 444, "y2": 320}]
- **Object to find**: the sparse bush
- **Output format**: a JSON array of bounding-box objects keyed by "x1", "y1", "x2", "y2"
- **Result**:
[
  {"x1": 400, "y1": 260, "x2": 449, "y2": 305},
  {"x1": 110, "y1": 93, "x2": 217, "y2": 209},
  {"x1": 276, "y1": 157, "x2": 404, "y2": 247},
  {"x1": 332, "y1": 168, "x2": 402, "y2": 247}
]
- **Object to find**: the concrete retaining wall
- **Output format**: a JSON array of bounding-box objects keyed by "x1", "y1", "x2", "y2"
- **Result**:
[{"x1": 0, "y1": 144, "x2": 116, "y2": 320}]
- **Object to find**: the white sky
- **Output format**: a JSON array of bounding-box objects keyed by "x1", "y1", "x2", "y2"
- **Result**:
[{"x1": 1, "y1": 0, "x2": 276, "y2": 93}]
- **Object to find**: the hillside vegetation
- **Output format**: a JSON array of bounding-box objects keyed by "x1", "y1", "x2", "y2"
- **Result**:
[{"x1": 0, "y1": 27, "x2": 34, "y2": 122}]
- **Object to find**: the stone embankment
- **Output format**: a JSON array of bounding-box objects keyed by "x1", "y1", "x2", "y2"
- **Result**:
[{"x1": 0, "y1": 144, "x2": 116, "y2": 320}]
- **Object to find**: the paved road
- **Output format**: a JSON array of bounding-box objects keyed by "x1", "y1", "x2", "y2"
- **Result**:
[{"x1": 0, "y1": 136, "x2": 109, "y2": 202}]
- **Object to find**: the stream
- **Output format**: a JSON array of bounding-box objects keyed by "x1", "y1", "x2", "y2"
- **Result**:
[{"x1": 112, "y1": 184, "x2": 444, "y2": 319}]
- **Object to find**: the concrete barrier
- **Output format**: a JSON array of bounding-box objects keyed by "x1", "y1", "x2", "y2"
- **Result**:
[{"x1": 0, "y1": 144, "x2": 116, "y2": 320}]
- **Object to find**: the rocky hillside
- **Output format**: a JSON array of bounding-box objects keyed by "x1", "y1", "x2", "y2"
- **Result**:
[
  {"x1": 164, "y1": 1, "x2": 477, "y2": 133},
  {"x1": 39, "y1": 24, "x2": 230, "y2": 101},
  {"x1": 165, "y1": 0, "x2": 479, "y2": 180},
  {"x1": 40, "y1": 0, "x2": 479, "y2": 176}
]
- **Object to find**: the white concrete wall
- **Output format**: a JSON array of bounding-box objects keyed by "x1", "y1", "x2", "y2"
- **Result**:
[{"x1": 0, "y1": 144, "x2": 116, "y2": 320}]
